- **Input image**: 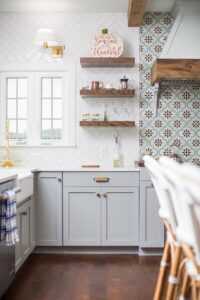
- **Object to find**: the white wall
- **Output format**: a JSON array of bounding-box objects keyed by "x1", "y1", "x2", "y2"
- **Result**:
[{"x1": 0, "y1": 12, "x2": 139, "y2": 168}]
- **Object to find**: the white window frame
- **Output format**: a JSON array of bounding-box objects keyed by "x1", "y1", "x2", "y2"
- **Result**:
[
  {"x1": 1, "y1": 72, "x2": 33, "y2": 145},
  {"x1": 0, "y1": 63, "x2": 76, "y2": 147}
]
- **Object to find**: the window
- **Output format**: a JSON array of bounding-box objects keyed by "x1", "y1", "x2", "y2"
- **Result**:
[
  {"x1": 0, "y1": 64, "x2": 75, "y2": 147},
  {"x1": 41, "y1": 77, "x2": 63, "y2": 140},
  {"x1": 7, "y1": 78, "x2": 28, "y2": 141}
]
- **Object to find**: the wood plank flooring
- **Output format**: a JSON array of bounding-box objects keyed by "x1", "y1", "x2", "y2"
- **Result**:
[{"x1": 2, "y1": 254, "x2": 160, "y2": 300}]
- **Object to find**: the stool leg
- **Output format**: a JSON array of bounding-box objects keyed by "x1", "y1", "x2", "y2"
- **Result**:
[
  {"x1": 180, "y1": 271, "x2": 191, "y2": 299},
  {"x1": 191, "y1": 277, "x2": 197, "y2": 300},
  {"x1": 165, "y1": 245, "x2": 182, "y2": 300},
  {"x1": 154, "y1": 240, "x2": 171, "y2": 300},
  {"x1": 173, "y1": 255, "x2": 188, "y2": 300},
  {"x1": 196, "y1": 280, "x2": 200, "y2": 300}
]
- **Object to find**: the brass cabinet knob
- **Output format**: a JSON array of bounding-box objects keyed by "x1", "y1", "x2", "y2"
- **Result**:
[
  {"x1": 96, "y1": 192, "x2": 101, "y2": 197},
  {"x1": 57, "y1": 178, "x2": 62, "y2": 182},
  {"x1": 102, "y1": 193, "x2": 107, "y2": 198},
  {"x1": 21, "y1": 211, "x2": 27, "y2": 216}
]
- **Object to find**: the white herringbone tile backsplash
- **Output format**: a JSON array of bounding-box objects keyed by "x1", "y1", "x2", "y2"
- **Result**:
[{"x1": 0, "y1": 12, "x2": 139, "y2": 168}]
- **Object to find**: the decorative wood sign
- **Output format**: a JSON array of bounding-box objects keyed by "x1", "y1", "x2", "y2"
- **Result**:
[{"x1": 90, "y1": 29, "x2": 123, "y2": 58}]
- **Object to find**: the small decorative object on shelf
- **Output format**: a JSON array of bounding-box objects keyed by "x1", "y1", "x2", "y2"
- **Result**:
[
  {"x1": 90, "y1": 28, "x2": 123, "y2": 58},
  {"x1": 82, "y1": 80, "x2": 90, "y2": 90},
  {"x1": 113, "y1": 131, "x2": 121, "y2": 168},
  {"x1": 91, "y1": 81, "x2": 104, "y2": 90},
  {"x1": 104, "y1": 110, "x2": 108, "y2": 121},
  {"x1": 120, "y1": 76, "x2": 129, "y2": 90},
  {"x1": 1, "y1": 121, "x2": 20, "y2": 167},
  {"x1": 82, "y1": 113, "x2": 91, "y2": 121},
  {"x1": 92, "y1": 113, "x2": 100, "y2": 121}
]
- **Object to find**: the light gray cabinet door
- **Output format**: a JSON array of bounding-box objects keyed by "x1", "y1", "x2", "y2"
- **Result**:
[
  {"x1": 140, "y1": 181, "x2": 164, "y2": 248},
  {"x1": 36, "y1": 172, "x2": 62, "y2": 246},
  {"x1": 102, "y1": 187, "x2": 139, "y2": 246},
  {"x1": 21, "y1": 199, "x2": 32, "y2": 258},
  {"x1": 15, "y1": 198, "x2": 33, "y2": 272},
  {"x1": 15, "y1": 208, "x2": 22, "y2": 271},
  {"x1": 63, "y1": 187, "x2": 101, "y2": 246}
]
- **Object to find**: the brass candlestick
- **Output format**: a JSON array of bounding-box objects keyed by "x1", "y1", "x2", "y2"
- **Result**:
[{"x1": 1, "y1": 121, "x2": 20, "y2": 167}]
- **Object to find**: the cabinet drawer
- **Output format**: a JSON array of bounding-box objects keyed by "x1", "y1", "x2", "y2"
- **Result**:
[{"x1": 63, "y1": 172, "x2": 139, "y2": 187}]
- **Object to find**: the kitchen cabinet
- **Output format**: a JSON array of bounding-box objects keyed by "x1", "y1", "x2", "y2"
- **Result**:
[
  {"x1": 140, "y1": 168, "x2": 164, "y2": 248},
  {"x1": 63, "y1": 187, "x2": 101, "y2": 246},
  {"x1": 15, "y1": 197, "x2": 33, "y2": 272},
  {"x1": 36, "y1": 172, "x2": 62, "y2": 246},
  {"x1": 63, "y1": 172, "x2": 139, "y2": 247},
  {"x1": 102, "y1": 187, "x2": 139, "y2": 246}
]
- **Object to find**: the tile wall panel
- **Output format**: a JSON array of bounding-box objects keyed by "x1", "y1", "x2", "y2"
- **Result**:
[{"x1": 139, "y1": 13, "x2": 200, "y2": 164}]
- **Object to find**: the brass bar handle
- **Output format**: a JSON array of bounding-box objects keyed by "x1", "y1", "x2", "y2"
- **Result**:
[{"x1": 93, "y1": 177, "x2": 110, "y2": 183}]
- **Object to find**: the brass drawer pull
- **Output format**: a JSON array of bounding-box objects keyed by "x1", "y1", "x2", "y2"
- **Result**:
[{"x1": 93, "y1": 177, "x2": 110, "y2": 183}]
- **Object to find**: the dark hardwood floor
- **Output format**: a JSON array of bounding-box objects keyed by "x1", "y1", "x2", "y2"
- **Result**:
[{"x1": 2, "y1": 254, "x2": 160, "y2": 300}]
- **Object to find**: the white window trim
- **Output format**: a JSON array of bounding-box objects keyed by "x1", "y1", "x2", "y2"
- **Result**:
[{"x1": 0, "y1": 63, "x2": 76, "y2": 148}]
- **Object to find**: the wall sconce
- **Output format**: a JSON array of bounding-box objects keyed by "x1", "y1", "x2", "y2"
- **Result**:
[{"x1": 34, "y1": 28, "x2": 65, "y2": 58}]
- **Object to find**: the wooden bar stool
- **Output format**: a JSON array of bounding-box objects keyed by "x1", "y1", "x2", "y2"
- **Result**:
[
  {"x1": 144, "y1": 156, "x2": 180, "y2": 300},
  {"x1": 178, "y1": 163, "x2": 200, "y2": 300},
  {"x1": 160, "y1": 157, "x2": 200, "y2": 300}
]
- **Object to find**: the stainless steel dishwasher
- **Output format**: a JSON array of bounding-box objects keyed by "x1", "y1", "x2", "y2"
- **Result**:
[{"x1": 0, "y1": 179, "x2": 15, "y2": 298}]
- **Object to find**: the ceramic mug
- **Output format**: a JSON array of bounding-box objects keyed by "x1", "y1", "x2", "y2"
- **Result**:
[{"x1": 91, "y1": 81, "x2": 104, "y2": 90}]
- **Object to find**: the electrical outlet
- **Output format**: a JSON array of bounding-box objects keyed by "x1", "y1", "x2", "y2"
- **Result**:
[{"x1": 101, "y1": 147, "x2": 108, "y2": 157}]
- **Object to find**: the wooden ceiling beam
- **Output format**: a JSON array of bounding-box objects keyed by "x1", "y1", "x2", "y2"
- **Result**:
[{"x1": 128, "y1": 0, "x2": 147, "y2": 27}]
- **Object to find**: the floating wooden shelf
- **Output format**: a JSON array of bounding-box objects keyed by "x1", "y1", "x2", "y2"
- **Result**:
[
  {"x1": 80, "y1": 121, "x2": 135, "y2": 127},
  {"x1": 80, "y1": 89, "x2": 135, "y2": 98},
  {"x1": 80, "y1": 57, "x2": 135, "y2": 68},
  {"x1": 151, "y1": 58, "x2": 200, "y2": 85}
]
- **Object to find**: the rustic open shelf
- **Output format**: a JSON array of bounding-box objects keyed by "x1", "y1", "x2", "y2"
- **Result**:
[
  {"x1": 80, "y1": 57, "x2": 135, "y2": 68},
  {"x1": 80, "y1": 121, "x2": 135, "y2": 127},
  {"x1": 80, "y1": 89, "x2": 135, "y2": 98}
]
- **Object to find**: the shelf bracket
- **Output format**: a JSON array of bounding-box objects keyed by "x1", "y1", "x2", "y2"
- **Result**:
[{"x1": 153, "y1": 83, "x2": 160, "y2": 117}]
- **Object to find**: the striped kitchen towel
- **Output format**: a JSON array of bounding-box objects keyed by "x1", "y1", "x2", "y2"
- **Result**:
[
  {"x1": 0, "y1": 195, "x2": 6, "y2": 243},
  {"x1": 0, "y1": 190, "x2": 19, "y2": 246}
]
